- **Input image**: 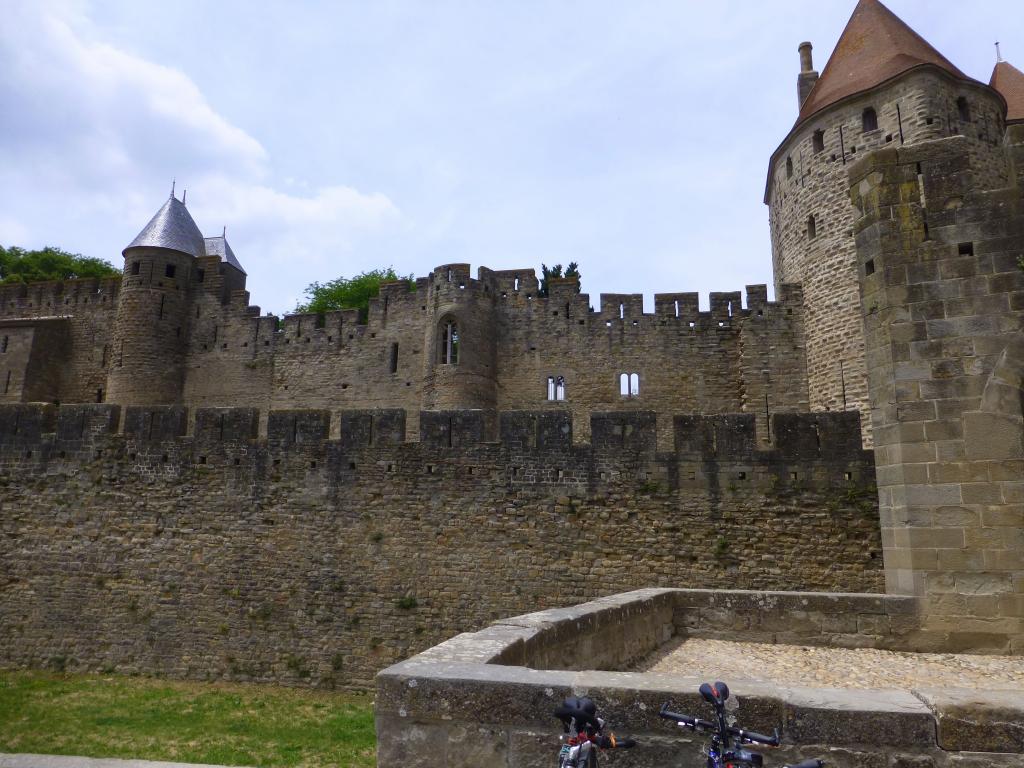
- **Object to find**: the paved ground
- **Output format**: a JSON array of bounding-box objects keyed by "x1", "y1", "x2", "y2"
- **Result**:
[
  {"x1": 636, "y1": 637, "x2": 1024, "y2": 690},
  {"x1": 0, "y1": 756, "x2": 245, "y2": 768}
]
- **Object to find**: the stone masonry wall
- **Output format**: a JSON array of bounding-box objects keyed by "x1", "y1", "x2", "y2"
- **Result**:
[
  {"x1": 0, "y1": 277, "x2": 120, "y2": 405},
  {"x1": 769, "y1": 69, "x2": 1010, "y2": 444},
  {"x1": 0, "y1": 403, "x2": 881, "y2": 688},
  {"x1": 850, "y1": 133, "x2": 1024, "y2": 653}
]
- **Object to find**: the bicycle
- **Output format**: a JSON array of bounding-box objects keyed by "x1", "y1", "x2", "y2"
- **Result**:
[
  {"x1": 659, "y1": 681, "x2": 825, "y2": 768},
  {"x1": 553, "y1": 695, "x2": 636, "y2": 767}
]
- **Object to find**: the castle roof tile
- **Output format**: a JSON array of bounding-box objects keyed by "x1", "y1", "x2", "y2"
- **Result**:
[
  {"x1": 797, "y1": 0, "x2": 974, "y2": 125},
  {"x1": 991, "y1": 60, "x2": 1024, "y2": 124},
  {"x1": 124, "y1": 196, "x2": 206, "y2": 258},
  {"x1": 204, "y1": 236, "x2": 246, "y2": 275}
]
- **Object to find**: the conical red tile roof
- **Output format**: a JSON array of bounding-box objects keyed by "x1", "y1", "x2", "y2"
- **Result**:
[
  {"x1": 991, "y1": 60, "x2": 1024, "y2": 124},
  {"x1": 797, "y1": 0, "x2": 971, "y2": 125}
]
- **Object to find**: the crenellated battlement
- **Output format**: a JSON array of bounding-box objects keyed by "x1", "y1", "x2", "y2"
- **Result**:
[
  {"x1": 0, "y1": 403, "x2": 872, "y2": 489},
  {"x1": 0, "y1": 275, "x2": 121, "y2": 317}
]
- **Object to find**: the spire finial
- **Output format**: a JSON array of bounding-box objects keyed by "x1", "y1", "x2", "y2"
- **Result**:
[
  {"x1": 171, "y1": 178, "x2": 176, "y2": 199},
  {"x1": 182, "y1": 189, "x2": 187, "y2": 205},
  {"x1": 222, "y1": 225, "x2": 226, "y2": 238},
  {"x1": 996, "y1": 42, "x2": 1003, "y2": 62}
]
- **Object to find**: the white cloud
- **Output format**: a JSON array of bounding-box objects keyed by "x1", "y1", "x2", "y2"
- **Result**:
[{"x1": 0, "y1": 0, "x2": 399, "y2": 312}]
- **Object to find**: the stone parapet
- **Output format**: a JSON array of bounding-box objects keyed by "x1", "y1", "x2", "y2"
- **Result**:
[{"x1": 376, "y1": 590, "x2": 1023, "y2": 767}]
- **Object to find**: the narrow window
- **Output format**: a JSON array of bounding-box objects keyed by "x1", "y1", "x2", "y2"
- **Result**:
[
  {"x1": 547, "y1": 376, "x2": 556, "y2": 400},
  {"x1": 96, "y1": 388, "x2": 104, "y2": 403},
  {"x1": 131, "y1": 261, "x2": 141, "y2": 275},
  {"x1": 807, "y1": 215, "x2": 817, "y2": 240},
  {"x1": 1, "y1": 336, "x2": 6, "y2": 353},
  {"x1": 619, "y1": 373, "x2": 629, "y2": 396},
  {"x1": 165, "y1": 263, "x2": 176, "y2": 278},
  {"x1": 865, "y1": 259, "x2": 875, "y2": 275},
  {"x1": 4, "y1": 371, "x2": 9, "y2": 393},
  {"x1": 446, "y1": 268, "x2": 452, "y2": 282},
  {"x1": 862, "y1": 107, "x2": 878, "y2": 132},
  {"x1": 514, "y1": 278, "x2": 519, "y2": 291},
  {"x1": 957, "y1": 97, "x2": 970, "y2": 123},
  {"x1": 389, "y1": 342, "x2": 399, "y2": 373},
  {"x1": 158, "y1": 294, "x2": 165, "y2": 319},
  {"x1": 555, "y1": 375, "x2": 566, "y2": 401},
  {"x1": 101, "y1": 344, "x2": 108, "y2": 367},
  {"x1": 440, "y1": 320, "x2": 459, "y2": 364},
  {"x1": 630, "y1": 373, "x2": 640, "y2": 396},
  {"x1": 619, "y1": 302, "x2": 624, "y2": 319},
  {"x1": 196, "y1": 268, "x2": 205, "y2": 283},
  {"x1": 812, "y1": 129, "x2": 825, "y2": 153},
  {"x1": 786, "y1": 156, "x2": 793, "y2": 179}
]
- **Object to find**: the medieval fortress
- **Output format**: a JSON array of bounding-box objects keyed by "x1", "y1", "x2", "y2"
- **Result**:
[{"x1": 1, "y1": 0, "x2": 1022, "y2": 686}]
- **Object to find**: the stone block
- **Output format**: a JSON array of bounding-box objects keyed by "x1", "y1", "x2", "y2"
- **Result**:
[
  {"x1": 916, "y1": 688, "x2": 1024, "y2": 753},
  {"x1": 966, "y1": 415, "x2": 1021, "y2": 463}
]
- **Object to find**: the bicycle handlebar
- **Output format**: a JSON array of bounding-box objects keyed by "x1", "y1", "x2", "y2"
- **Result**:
[{"x1": 658, "y1": 704, "x2": 780, "y2": 747}]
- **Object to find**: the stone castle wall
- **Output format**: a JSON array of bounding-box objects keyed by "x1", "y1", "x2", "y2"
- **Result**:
[
  {"x1": 850, "y1": 132, "x2": 1024, "y2": 653},
  {"x1": 769, "y1": 69, "x2": 1010, "y2": 442},
  {"x1": 42, "y1": 252, "x2": 809, "y2": 446},
  {"x1": 0, "y1": 277, "x2": 120, "y2": 405},
  {"x1": 0, "y1": 403, "x2": 881, "y2": 687}
]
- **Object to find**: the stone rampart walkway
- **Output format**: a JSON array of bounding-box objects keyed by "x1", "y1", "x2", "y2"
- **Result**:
[{"x1": 637, "y1": 638, "x2": 1024, "y2": 690}]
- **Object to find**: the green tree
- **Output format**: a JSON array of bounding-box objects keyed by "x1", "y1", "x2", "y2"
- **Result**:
[
  {"x1": 539, "y1": 262, "x2": 580, "y2": 297},
  {"x1": 0, "y1": 245, "x2": 119, "y2": 284},
  {"x1": 295, "y1": 268, "x2": 414, "y2": 321}
]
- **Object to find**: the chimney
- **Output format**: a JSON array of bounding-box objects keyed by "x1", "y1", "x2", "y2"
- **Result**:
[{"x1": 797, "y1": 42, "x2": 819, "y2": 109}]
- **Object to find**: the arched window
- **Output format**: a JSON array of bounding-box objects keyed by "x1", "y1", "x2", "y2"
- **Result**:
[
  {"x1": 619, "y1": 373, "x2": 629, "y2": 396},
  {"x1": 439, "y1": 318, "x2": 459, "y2": 364},
  {"x1": 785, "y1": 156, "x2": 793, "y2": 179},
  {"x1": 862, "y1": 107, "x2": 878, "y2": 132},
  {"x1": 812, "y1": 129, "x2": 825, "y2": 154},
  {"x1": 555, "y1": 376, "x2": 566, "y2": 401},
  {"x1": 957, "y1": 97, "x2": 971, "y2": 123},
  {"x1": 807, "y1": 215, "x2": 817, "y2": 240}
]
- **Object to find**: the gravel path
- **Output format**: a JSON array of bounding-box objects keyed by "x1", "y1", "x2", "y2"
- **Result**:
[{"x1": 636, "y1": 638, "x2": 1024, "y2": 690}]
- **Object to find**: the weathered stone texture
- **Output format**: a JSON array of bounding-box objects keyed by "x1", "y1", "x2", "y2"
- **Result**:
[
  {"x1": 769, "y1": 70, "x2": 1011, "y2": 443},
  {"x1": 850, "y1": 132, "x2": 1024, "y2": 653},
  {"x1": 0, "y1": 277, "x2": 119, "y2": 405},
  {"x1": 0, "y1": 404, "x2": 880, "y2": 688},
  {"x1": 376, "y1": 590, "x2": 1023, "y2": 767}
]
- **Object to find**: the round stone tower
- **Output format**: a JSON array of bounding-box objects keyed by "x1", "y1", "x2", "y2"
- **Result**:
[
  {"x1": 420, "y1": 264, "x2": 498, "y2": 411},
  {"x1": 106, "y1": 194, "x2": 202, "y2": 406},
  {"x1": 765, "y1": 0, "x2": 1010, "y2": 444}
]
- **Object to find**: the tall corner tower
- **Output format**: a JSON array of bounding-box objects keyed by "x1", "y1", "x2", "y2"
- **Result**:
[
  {"x1": 105, "y1": 193, "x2": 202, "y2": 406},
  {"x1": 765, "y1": 0, "x2": 1010, "y2": 445}
]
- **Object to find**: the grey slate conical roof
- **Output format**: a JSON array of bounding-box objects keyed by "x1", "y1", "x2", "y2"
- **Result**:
[
  {"x1": 204, "y1": 235, "x2": 246, "y2": 275},
  {"x1": 123, "y1": 195, "x2": 206, "y2": 257}
]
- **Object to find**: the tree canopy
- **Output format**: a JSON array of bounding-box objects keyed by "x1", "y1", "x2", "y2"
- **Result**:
[
  {"x1": 295, "y1": 268, "x2": 415, "y2": 321},
  {"x1": 0, "y1": 245, "x2": 119, "y2": 284},
  {"x1": 539, "y1": 262, "x2": 580, "y2": 297}
]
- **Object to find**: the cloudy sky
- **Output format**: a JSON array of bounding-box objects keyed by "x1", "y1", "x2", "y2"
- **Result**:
[{"x1": 0, "y1": 0, "x2": 1020, "y2": 315}]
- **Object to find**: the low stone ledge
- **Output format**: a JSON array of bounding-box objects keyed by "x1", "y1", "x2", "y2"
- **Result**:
[
  {"x1": 918, "y1": 688, "x2": 1024, "y2": 754},
  {"x1": 376, "y1": 589, "x2": 1023, "y2": 766}
]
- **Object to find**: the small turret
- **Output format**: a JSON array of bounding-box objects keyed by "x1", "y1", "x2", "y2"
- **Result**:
[
  {"x1": 106, "y1": 193, "x2": 202, "y2": 406},
  {"x1": 797, "y1": 42, "x2": 818, "y2": 109}
]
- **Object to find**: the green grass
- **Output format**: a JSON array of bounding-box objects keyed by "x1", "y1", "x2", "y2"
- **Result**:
[{"x1": 0, "y1": 670, "x2": 375, "y2": 767}]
